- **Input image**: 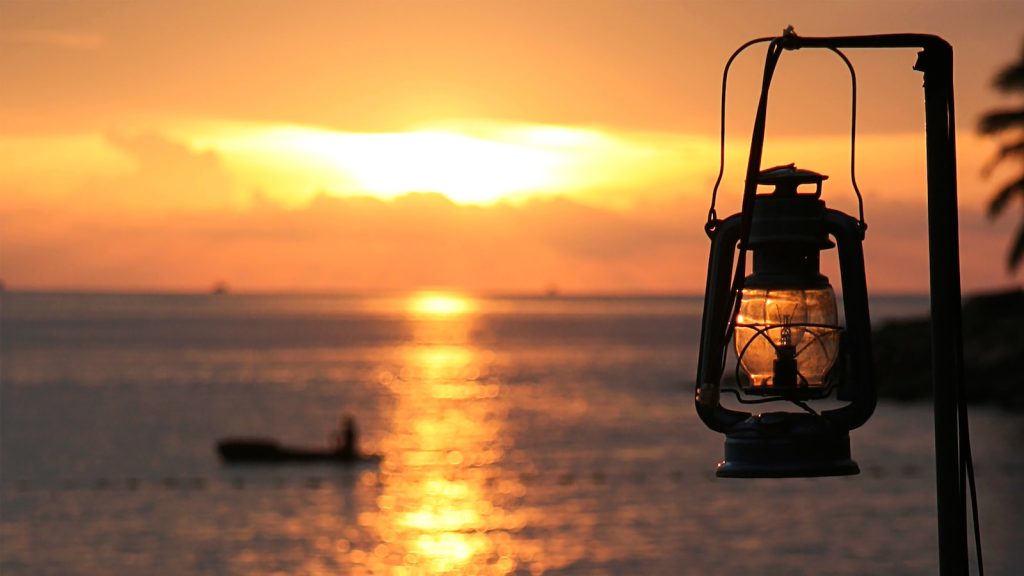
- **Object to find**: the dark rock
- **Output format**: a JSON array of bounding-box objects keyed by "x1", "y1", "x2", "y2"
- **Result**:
[{"x1": 872, "y1": 289, "x2": 1024, "y2": 409}]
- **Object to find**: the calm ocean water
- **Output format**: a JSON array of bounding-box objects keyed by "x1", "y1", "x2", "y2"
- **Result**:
[{"x1": 1, "y1": 292, "x2": 1021, "y2": 575}]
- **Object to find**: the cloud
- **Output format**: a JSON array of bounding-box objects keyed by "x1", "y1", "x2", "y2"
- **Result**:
[
  {"x1": 2, "y1": 30, "x2": 106, "y2": 50},
  {"x1": 183, "y1": 120, "x2": 715, "y2": 210},
  {"x1": 79, "y1": 132, "x2": 242, "y2": 212},
  {"x1": 0, "y1": 183, "x2": 705, "y2": 293},
  {"x1": 1, "y1": 129, "x2": 1018, "y2": 294}
]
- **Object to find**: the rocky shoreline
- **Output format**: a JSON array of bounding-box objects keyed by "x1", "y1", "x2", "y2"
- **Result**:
[{"x1": 872, "y1": 288, "x2": 1024, "y2": 410}]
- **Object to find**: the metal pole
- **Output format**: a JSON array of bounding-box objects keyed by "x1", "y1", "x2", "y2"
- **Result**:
[
  {"x1": 916, "y1": 41, "x2": 970, "y2": 576},
  {"x1": 782, "y1": 33, "x2": 969, "y2": 574}
]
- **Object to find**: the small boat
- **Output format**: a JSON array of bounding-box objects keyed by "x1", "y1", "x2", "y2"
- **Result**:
[{"x1": 216, "y1": 438, "x2": 381, "y2": 465}]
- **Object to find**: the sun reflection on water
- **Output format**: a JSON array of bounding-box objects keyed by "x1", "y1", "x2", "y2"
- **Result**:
[
  {"x1": 352, "y1": 292, "x2": 532, "y2": 574},
  {"x1": 408, "y1": 291, "x2": 476, "y2": 318}
]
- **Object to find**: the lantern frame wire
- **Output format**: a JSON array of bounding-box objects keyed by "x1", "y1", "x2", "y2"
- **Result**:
[
  {"x1": 719, "y1": 389, "x2": 823, "y2": 417},
  {"x1": 732, "y1": 321, "x2": 844, "y2": 397}
]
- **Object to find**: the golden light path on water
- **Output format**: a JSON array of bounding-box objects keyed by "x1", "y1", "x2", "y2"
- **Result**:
[{"x1": 360, "y1": 291, "x2": 536, "y2": 574}]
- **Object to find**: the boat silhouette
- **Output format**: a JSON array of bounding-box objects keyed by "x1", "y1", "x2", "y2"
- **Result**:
[
  {"x1": 217, "y1": 416, "x2": 379, "y2": 465},
  {"x1": 216, "y1": 438, "x2": 381, "y2": 465}
]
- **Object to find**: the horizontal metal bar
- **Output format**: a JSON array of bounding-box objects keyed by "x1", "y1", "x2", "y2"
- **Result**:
[{"x1": 780, "y1": 33, "x2": 949, "y2": 52}]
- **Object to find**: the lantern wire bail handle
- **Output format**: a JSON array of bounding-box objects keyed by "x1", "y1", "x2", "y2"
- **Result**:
[
  {"x1": 705, "y1": 26, "x2": 867, "y2": 238},
  {"x1": 820, "y1": 43, "x2": 868, "y2": 234},
  {"x1": 705, "y1": 35, "x2": 775, "y2": 237}
]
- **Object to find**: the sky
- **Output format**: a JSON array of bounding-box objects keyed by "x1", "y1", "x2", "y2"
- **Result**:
[{"x1": 1, "y1": 0, "x2": 1022, "y2": 294}]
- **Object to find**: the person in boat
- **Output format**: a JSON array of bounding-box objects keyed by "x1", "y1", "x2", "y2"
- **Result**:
[{"x1": 333, "y1": 415, "x2": 359, "y2": 458}]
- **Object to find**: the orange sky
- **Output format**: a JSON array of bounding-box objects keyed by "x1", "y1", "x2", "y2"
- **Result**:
[{"x1": 1, "y1": 0, "x2": 1022, "y2": 294}]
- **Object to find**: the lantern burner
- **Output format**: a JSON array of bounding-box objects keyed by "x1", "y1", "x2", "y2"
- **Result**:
[{"x1": 717, "y1": 412, "x2": 859, "y2": 478}]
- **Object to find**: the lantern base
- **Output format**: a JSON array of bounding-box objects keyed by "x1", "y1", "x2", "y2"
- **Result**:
[{"x1": 716, "y1": 412, "x2": 859, "y2": 478}]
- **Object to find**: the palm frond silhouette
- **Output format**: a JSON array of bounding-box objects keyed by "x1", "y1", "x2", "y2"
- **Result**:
[{"x1": 979, "y1": 39, "x2": 1024, "y2": 271}]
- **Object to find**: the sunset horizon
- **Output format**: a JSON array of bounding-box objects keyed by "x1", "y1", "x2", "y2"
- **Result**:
[
  {"x1": 3, "y1": 1, "x2": 1023, "y2": 294},
  {"x1": 4, "y1": 3, "x2": 1024, "y2": 575}
]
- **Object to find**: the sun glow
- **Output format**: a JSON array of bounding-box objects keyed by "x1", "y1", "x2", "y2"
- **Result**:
[
  {"x1": 408, "y1": 292, "x2": 475, "y2": 317},
  {"x1": 342, "y1": 131, "x2": 558, "y2": 204},
  {"x1": 185, "y1": 120, "x2": 701, "y2": 208},
  {"x1": 191, "y1": 123, "x2": 563, "y2": 205},
  {"x1": 264, "y1": 126, "x2": 562, "y2": 204}
]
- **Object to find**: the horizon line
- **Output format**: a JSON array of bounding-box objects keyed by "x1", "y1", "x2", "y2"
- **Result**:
[{"x1": 0, "y1": 287, "x2": 946, "y2": 299}]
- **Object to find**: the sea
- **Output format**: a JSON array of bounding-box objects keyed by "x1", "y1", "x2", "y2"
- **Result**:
[{"x1": 1, "y1": 291, "x2": 1021, "y2": 575}]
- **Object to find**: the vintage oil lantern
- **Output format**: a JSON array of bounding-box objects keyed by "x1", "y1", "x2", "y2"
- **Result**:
[{"x1": 695, "y1": 164, "x2": 876, "y2": 477}]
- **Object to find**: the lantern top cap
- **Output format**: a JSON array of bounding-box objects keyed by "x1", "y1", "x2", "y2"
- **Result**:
[{"x1": 758, "y1": 164, "x2": 828, "y2": 197}]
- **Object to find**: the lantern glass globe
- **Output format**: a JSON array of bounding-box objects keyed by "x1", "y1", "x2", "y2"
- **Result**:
[{"x1": 734, "y1": 286, "x2": 840, "y2": 390}]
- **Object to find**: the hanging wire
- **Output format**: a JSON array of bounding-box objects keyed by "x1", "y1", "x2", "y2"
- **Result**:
[
  {"x1": 706, "y1": 36, "x2": 775, "y2": 235},
  {"x1": 790, "y1": 400, "x2": 819, "y2": 416},
  {"x1": 709, "y1": 38, "x2": 786, "y2": 382},
  {"x1": 964, "y1": 378, "x2": 984, "y2": 576},
  {"x1": 720, "y1": 389, "x2": 781, "y2": 404},
  {"x1": 945, "y1": 74, "x2": 984, "y2": 576},
  {"x1": 720, "y1": 390, "x2": 822, "y2": 416},
  {"x1": 721, "y1": 39, "x2": 786, "y2": 365}
]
